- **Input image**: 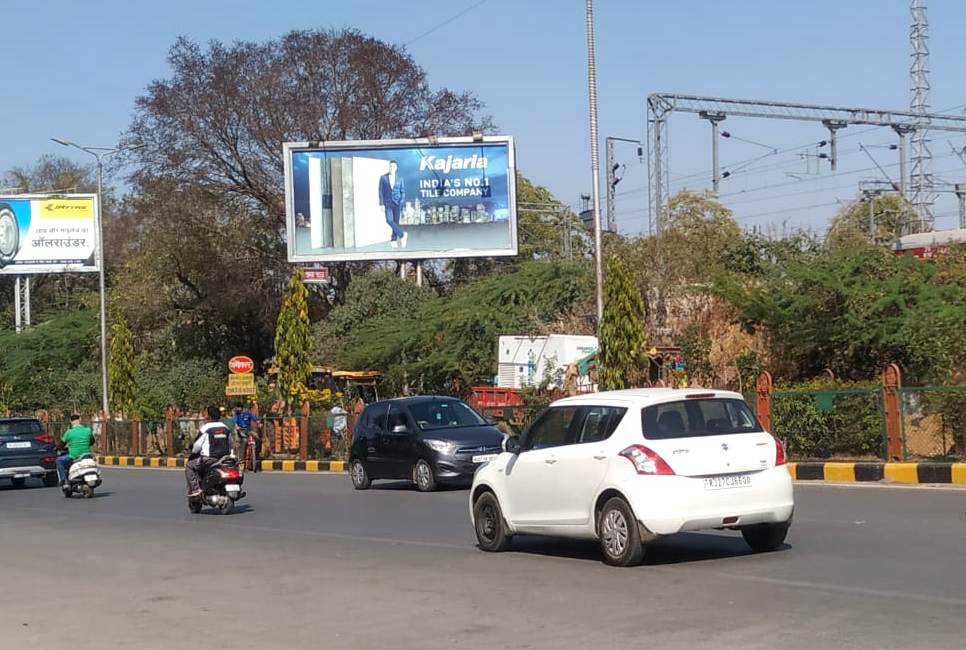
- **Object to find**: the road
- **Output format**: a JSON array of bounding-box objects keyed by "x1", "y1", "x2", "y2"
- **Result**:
[{"x1": 1, "y1": 469, "x2": 964, "y2": 650}]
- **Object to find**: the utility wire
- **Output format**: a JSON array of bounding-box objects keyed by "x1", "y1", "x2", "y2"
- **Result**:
[{"x1": 404, "y1": 0, "x2": 489, "y2": 46}]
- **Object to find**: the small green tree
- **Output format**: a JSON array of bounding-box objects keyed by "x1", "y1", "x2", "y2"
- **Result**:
[
  {"x1": 109, "y1": 316, "x2": 139, "y2": 417},
  {"x1": 598, "y1": 257, "x2": 648, "y2": 390},
  {"x1": 274, "y1": 268, "x2": 313, "y2": 412}
]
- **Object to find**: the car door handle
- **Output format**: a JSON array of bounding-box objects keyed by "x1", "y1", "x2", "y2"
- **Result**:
[
  {"x1": 593, "y1": 454, "x2": 607, "y2": 461},
  {"x1": 544, "y1": 458, "x2": 557, "y2": 465}
]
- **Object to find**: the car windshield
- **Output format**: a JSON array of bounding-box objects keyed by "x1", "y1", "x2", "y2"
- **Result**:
[
  {"x1": 0, "y1": 420, "x2": 42, "y2": 437},
  {"x1": 409, "y1": 400, "x2": 486, "y2": 431},
  {"x1": 642, "y1": 398, "x2": 763, "y2": 440}
]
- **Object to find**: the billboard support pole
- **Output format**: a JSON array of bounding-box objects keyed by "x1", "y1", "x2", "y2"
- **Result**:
[
  {"x1": 24, "y1": 276, "x2": 30, "y2": 329},
  {"x1": 14, "y1": 276, "x2": 21, "y2": 333},
  {"x1": 416, "y1": 261, "x2": 423, "y2": 287},
  {"x1": 585, "y1": 0, "x2": 605, "y2": 324}
]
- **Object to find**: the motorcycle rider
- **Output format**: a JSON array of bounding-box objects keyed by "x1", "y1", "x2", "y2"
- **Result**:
[
  {"x1": 57, "y1": 414, "x2": 94, "y2": 486},
  {"x1": 186, "y1": 405, "x2": 234, "y2": 498}
]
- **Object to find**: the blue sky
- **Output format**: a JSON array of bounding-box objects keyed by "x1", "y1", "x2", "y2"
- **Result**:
[{"x1": 3, "y1": 0, "x2": 965, "y2": 235}]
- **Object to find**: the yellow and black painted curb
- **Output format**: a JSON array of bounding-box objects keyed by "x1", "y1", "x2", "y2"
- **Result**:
[
  {"x1": 96, "y1": 456, "x2": 347, "y2": 473},
  {"x1": 788, "y1": 461, "x2": 966, "y2": 485}
]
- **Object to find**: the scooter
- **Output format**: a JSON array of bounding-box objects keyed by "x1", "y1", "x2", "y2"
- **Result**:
[
  {"x1": 188, "y1": 455, "x2": 245, "y2": 515},
  {"x1": 63, "y1": 454, "x2": 102, "y2": 499}
]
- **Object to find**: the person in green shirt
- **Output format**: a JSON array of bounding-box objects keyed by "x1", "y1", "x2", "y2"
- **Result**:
[{"x1": 57, "y1": 414, "x2": 94, "y2": 485}]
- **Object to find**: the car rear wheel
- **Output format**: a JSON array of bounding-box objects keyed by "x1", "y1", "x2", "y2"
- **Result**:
[
  {"x1": 414, "y1": 459, "x2": 437, "y2": 492},
  {"x1": 43, "y1": 472, "x2": 59, "y2": 488},
  {"x1": 473, "y1": 492, "x2": 512, "y2": 552},
  {"x1": 10, "y1": 477, "x2": 26, "y2": 488},
  {"x1": 741, "y1": 522, "x2": 789, "y2": 553},
  {"x1": 350, "y1": 460, "x2": 371, "y2": 490},
  {"x1": 598, "y1": 497, "x2": 645, "y2": 567}
]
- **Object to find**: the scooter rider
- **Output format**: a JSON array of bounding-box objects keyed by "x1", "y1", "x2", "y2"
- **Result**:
[
  {"x1": 186, "y1": 406, "x2": 234, "y2": 498},
  {"x1": 57, "y1": 414, "x2": 94, "y2": 486}
]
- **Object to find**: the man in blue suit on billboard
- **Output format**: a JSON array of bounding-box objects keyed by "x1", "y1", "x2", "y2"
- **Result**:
[{"x1": 379, "y1": 160, "x2": 407, "y2": 248}]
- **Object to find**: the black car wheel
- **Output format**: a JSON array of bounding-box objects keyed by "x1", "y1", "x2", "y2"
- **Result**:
[
  {"x1": 10, "y1": 477, "x2": 26, "y2": 488},
  {"x1": 741, "y1": 522, "x2": 789, "y2": 553},
  {"x1": 43, "y1": 472, "x2": 59, "y2": 488},
  {"x1": 350, "y1": 459, "x2": 371, "y2": 490},
  {"x1": 0, "y1": 204, "x2": 19, "y2": 267},
  {"x1": 473, "y1": 492, "x2": 512, "y2": 552},
  {"x1": 597, "y1": 497, "x2": 645, "y2": 567},
  {"x1": 414, "y1": 459, "x2": 437, "y2": 492}
]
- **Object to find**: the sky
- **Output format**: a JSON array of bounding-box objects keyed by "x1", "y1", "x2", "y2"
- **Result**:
[{"x1": 2, "y1": 0, "x2": 965, "y2": 236}]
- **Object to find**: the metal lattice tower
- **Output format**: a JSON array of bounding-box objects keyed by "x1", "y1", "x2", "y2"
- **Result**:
[{"x1": 910, "y1": 0, "x2": 934, "y2": 230}]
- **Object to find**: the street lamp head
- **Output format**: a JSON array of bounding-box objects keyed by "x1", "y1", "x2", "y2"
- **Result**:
[
  {"x1": 51, "y1": 138, "x2": 74, "y2": 147},
  {"x1": 721, "y1": 131, "x2": 731, "y2": 138}
]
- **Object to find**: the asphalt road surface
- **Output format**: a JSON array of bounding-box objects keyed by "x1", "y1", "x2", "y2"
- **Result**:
[{"x1": 2, "y1": 468, "x2": 965, "y2": 650}]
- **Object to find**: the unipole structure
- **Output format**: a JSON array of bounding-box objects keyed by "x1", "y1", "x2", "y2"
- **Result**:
[
  {"x1": 51, "y1": 139, "x2": 143, "y2": 418},
  {"x1": 585, "y1": 0, "x2": 604, "y2": 323},
  {"x1": 910, "y1": 0, "x2": 934, "y2": 231}
]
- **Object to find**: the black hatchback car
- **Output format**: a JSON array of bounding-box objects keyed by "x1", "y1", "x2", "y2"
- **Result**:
[
  {"x1": 0, "y1": 417, "x2": 58, "y2": 488},
  {"x1": 348, "y1": 396, "x2": 505, "y2": 492}
]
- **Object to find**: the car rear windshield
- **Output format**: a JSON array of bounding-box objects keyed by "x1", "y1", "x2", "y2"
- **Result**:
[
  {"x1": 409, "y1": 400, "x2": 485, "y2": 431},
  {"x1": 0, "y1": 420, "x2": 42, "y2": 437},
  {"x1": 641, "y1": 398, "x2": 762, "y2": 440}
]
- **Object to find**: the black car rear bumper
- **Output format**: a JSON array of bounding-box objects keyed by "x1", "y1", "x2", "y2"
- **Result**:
[{"x1": 0, "y1": 465, "x2": 52, "y2": 478}]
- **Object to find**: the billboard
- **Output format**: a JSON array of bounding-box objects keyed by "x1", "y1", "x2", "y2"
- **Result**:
[
  {"x1": 284, "y1": 136, "x2": 517, "y2": 262},
  {"x1": 0, "y1": 194, "x2": 99, "y2": 274}
]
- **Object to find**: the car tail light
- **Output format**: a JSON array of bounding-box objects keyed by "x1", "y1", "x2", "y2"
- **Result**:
[
  {"x1": 773, "y1": 436, "x2": 787, "y2": 466},
  {"x1": 42, "y1": 456, "x2": 55, "y2": 464},
  {"x1": 35, "y1": 433, "x2": 55, "y2": 445},
  {"x1": 619, "y1": 445, "x2": 676, "y2": 475},
  {"x1": 218, "y1": 468, "x2": 241, "y2": 480},
  {"x1": 684, "y1": 393, "x2": 715, "y2": 399}
]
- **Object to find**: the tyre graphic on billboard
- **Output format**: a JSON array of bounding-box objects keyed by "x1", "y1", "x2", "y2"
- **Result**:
[{"x1": 0, "y1": 203, "x2": 20, "y2": 268}]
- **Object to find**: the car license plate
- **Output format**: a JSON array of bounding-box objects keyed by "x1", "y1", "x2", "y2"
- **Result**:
[
  {"x1": 703, "y1": 475, "x2": 752, "y2": 490},
  {"x1": 6, "y1": 441, "x2": 30, "y2": 449},
  {"x1": 472, "y1": 454, "x2": 498, "y2": 464},
  {"x1": 14, "y1": 473, "x2": 30, "y2": 479}
]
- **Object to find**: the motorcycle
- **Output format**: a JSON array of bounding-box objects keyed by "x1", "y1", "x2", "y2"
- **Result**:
[
  {"x1": 188, "y1": 455, "x2": 245, "y2": 515},
  {"x1": 63, "y1": 454, "x2": 102, "y2": 499}
]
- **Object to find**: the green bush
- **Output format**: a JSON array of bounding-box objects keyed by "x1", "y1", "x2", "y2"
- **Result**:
[{"x1": 770, "y1": 379, "x2": 885, "y2": 459}]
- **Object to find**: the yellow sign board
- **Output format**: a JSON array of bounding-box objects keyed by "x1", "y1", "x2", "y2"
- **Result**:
[
  {"x1": 225, "y1": 385, "x2": 257, "y2": 396},
  {"x1": 227, "y1": 373, "x2": 255, "y2": 388},
  {"x1": 38, "y1": 198, "x2": 95, "y2": 218}
]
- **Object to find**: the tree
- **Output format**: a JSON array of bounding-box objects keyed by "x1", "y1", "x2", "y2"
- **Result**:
[
  {"x1": 121, "y1": 28, "x2": 493, "y2": 314},
  {"x1": 273, "y1": 268, "x2": 313, "y2": 409},
  {"x1": 109, "y1": 316, "x2": 139, "y2": 417},
  {"x1": 597, "y1": 257, "x2": 647, "y2": 390},
  {"x1": 826, "y1": 194, "x2": 914, "y2": 248}
]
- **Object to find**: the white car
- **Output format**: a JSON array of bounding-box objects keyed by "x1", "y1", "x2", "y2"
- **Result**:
[{"x1": 469, "y1": 388, "x2": 794, "y2": 566}]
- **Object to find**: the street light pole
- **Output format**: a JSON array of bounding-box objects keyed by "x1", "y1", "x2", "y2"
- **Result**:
[
  {"x1": 50, "y1": 138, "x2": 143, "y2": 419},
  {"x1": 585, "y1": 0, "x2": 604, "y2": 324}
]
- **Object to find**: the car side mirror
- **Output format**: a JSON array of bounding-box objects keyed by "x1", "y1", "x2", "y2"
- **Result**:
[
  {"x1": 391, "y1": 424, "x2": 410, "y2": 435},
  {"x1": 503, "y1": 435, "x2": 522, "y2": 455}
]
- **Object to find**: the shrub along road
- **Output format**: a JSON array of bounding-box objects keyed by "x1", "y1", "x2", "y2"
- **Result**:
[{"x1": 1, "y1": 469, "x2": 964, "y2": 649}]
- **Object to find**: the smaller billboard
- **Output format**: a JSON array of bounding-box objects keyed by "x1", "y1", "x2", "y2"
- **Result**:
[
  {"x1": 0, "y1": 194, "x2": 99, "y2": 274},
  {"x1": 284, "y1": 136, "x2": 517, "y2": 262}
]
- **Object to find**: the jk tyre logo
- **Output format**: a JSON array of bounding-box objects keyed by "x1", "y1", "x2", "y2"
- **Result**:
[{"x1": 0, "y1": 204, "x2": 20, "y2": 267}]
